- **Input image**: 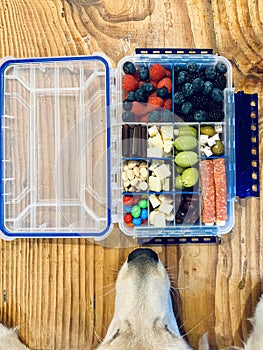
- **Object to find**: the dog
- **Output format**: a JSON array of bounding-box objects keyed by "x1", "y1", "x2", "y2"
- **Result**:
[{"x1": 0, "y1": 248, "x2": 263, "y2": 350}]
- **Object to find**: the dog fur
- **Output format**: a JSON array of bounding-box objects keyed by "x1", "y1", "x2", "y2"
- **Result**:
[{"x1": 0, "y1": 248, "x2": 263, "y2": 350}]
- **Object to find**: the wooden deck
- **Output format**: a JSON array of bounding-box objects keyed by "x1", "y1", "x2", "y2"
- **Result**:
[{"x1": 0, "y1": 0, "x2": 263, "y2": 349}]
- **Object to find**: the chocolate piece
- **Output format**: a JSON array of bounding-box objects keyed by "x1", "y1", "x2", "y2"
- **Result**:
[
  {"x1": 141, "y1": 126, "x2": 147, "y2": 158},
  {"x1": 131, "y1": 125, "x2": 138, "y2": 157},
  {"x1": 122, "y1": 124, "x2": 130, "y2": 158},
  {"x1": 137, "y1": 124, "x2": 142, "y2": 157}
]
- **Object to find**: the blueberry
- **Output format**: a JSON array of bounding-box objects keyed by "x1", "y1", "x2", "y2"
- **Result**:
[
  {"x1": 174, "y1": 92, "x2": 185, "y2": 105},
  {"x1": 123, "y1": 99, "x2": 133, "y2": 111},
  {"x1": 135, "y1": 88, "x2": 148, "y2": 102},
  {"x1": 194, "y1": 110, "x2": 207, "y2": 122},
  {"x1": 202, "y1": 81, "x2": 213, "y2": 95},
  {"x1": 216, "y1": 62, "x2": 227, "y2": 75},
  {"x1": 138, "y1": 65, "x2": 149, "y2": 81},
  {"x1": 211, "y1": 88, "x2": 224, "y2": 102},
  {"x1": 122, "y1": 111, "x2": 135, "y2": 122},
  {"x1": 174, "y1": 65, "x2": 182, "y2": 75},
  {"x1": 182, "y1": 83, "x2": 193, "y2": 98},
  {"x1": 181, "y1": 101, "x2": 193, "y2": 115},
  {"x1": 192, "y1": 78, "x2": 204, "y2": 92},
  {"x1": 161, "y1": 109, "x2": 173, "y2": 122},
  {"x1": 127, "y1": 91, "x2": 136, "y2": 101},
  {"x1": 123, "y1": 61, "x2": 136, "y2": 75},
  {"x1": 148, "y1": 110, "x2": 161, "y2": 122},
  {"x1": 187, "y1": 63, "x2": 198, "y2": 73},
  {"x1": 205, "y1": 66, "x2": 217, "y2": 81},
  {"x1": 156, "y1": 87, "x2": 169, "y2": 99},
  {"x1": 177, "y1": 71, "x2": 190, "y2": 84},
  {"x1": 141, "y1": 83, "x2": 154, "y2": 94}
]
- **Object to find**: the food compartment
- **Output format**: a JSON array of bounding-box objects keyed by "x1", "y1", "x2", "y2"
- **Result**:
[
  {"x1": 1, "y1": 57, "x2": 111, "y2": 236},
  {"x1": 122, "y1": 194, "x2": 148, "y2": 228},
  {"x1": 118, "y1": 52, "x2": 234, "y2": 238},
  {"x1": 122, "y1": 160, "x2": 148, "y2": 193}
]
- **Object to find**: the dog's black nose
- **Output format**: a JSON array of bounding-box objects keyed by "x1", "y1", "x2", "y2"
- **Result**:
[{"x1": 127, "y1": 248, "x2": 159, "y2": 263}]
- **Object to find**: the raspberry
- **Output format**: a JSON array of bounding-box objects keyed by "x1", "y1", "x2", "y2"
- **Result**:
[
  {"x1": 150, "y1": 80, "x2": 158, "y2": 89},
  {"x1": 148, "y1": 93, "x2": 164, "y2": 108},
  {"x1": 165, "y1": 68, "x2": 172, "y2": 78},
  {"x1": 149, "y1": 64, "x2": 166, "y2": 81},
  {"x1": 157, "y1": 77, "x2": 172, "y2": 93},
  {"x1": 131, "y1": 102, "x2": 147, "y2": 116},
  {"x1": 163, "y1": 98, "x2": 172, "y2": 110},
  {"x1": 122, "y1": 74, "x2": 138, "y2": 92}
]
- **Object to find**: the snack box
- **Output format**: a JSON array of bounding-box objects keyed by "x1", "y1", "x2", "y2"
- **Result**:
[{"x1": 0, "y1": 49, "x2": 259, "y2": 243}]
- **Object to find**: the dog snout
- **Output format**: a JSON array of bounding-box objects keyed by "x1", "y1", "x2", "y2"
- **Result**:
[{"x1": 127, "y1": 248, "x2": 159, "y2": 264}]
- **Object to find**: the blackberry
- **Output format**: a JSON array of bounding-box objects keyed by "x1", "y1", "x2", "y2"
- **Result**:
[
  {"x1": 191, "y1": 95, "x2": 208, "y2": 110},
  {"x1": 123, "y1": 61, "x2": 136, "y2": 75},
  {"x1": 216, "y1": 62, "x2": 227, "y2": 74},
  {"x1": 148, "y1": 110, "x2": 161, "y2": 122},
  {"x1": 206, "y1": 99, "x2": 223, "y2": 112},
  {"x1": 138, "y1": 65, "x2": 149, "y2": 81},
  {"x1": 213, "y1": 74, "x2": 227, "y2": 90},
  {"x1": 174, "y1": 65, "x2": 182, "y2": 76},
  {"x1": 174, "y1": 91, "x2": 185, "y2": 105},
  {"x1": 135, "y1": 88, "x2": 148, "y2": 102},
  {"x1": 187, "y1": 63, "x2": 198, "y2": 73},
  {"x1": 183, "y1": 114, "x2": 195, "y2": 122},
  {"x1": 207, "y1": 110, "x2": 225, "y2": 122},
  {"x1": 188, "y1": 71, "x2": 199, "y2": 83}
]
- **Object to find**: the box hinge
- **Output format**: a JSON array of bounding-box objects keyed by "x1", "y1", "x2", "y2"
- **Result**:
[{"x1": 235, "y1": 91, "x2": 260, "y2": 198}]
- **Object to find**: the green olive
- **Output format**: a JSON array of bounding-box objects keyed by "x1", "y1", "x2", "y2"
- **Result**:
[
  {"x1": 178, "y1": 125, "x2": 197, "y2": 138},
  {"x1": 176, "y1": 165, "x2": 185, "y2": 174},
  {"x1": 181, "y1": 168, "x2": 199, "y2": 187},
  {"x1": 175, "y1": 175, "x2": 184, "y2": 189},
  {"x1": 174, "y1": 151, "x2": 199, "y2": 167},
  {"x1": 200, "y1": 125, "x2": 216, "y2": 136},
  {"x1": 174, "y1": 135, "x2": 197, "y2": 151},
  {"x1": 211, "y1": 140, "x2": 224, "y2": 155}
]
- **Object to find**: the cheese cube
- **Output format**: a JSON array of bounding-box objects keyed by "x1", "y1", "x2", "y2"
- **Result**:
[
  {"x1": 153, "y1": 212, "x2": 166, "y2": 227},
  {"x1": 165, "y1": 212, "x2": 175, "y2": 221},
  {"x1": 151, "y1": 132, "x2": 163, "y2": 148},
  {"x1": 200, "y1": 134, "x2": 209, "y2": 145},
  {"x1": 207, "y1": 137, "x2": 216, "y2": 147},
  {"x1": 162, "y1": 178, "x2": 170, "y2": 191},
  {"x1": 149, "y1": 194, "x2": 161, "y2": 208},
  {"x1": 159, "y1": 203, "x2": 173, "y2": 215},
  {"x1": 158, "y1": 194, "x2": 173, "y2": 204},
  {"x1": 149, "y1": 176, "x2": 162, "y2": 192},
  {"x1": 212, "y1": 133, "x2": 220, "y2": 141},
  {"x1": 203, "y1": 146, "x2": 213, "y2": 157},
  {"x1": 148, "y1": 125, "x2": 159, "y2": 137},
  {"x1": 149, "y1": 210, "x2": 157, "y2": 225},
  {"x1": 160, "y1": 125, "x2": 173, "y2": 140},
  {"x1": 215, "y1": 125, "x2": 223, "y2": 133},
  {"x1": 163, "y1": 140, "x2": 173, "y2": 153},
  {"x1": 154, "y1": 164, "x2": 171, "y2": 180},
  {"x1": 147, "y1": 147, "x2": 163, "y2": 158}
]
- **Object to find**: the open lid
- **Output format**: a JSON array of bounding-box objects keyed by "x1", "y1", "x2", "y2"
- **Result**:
[{"x1": 0, "y1": 55, "x2": 113, "y2": 239}]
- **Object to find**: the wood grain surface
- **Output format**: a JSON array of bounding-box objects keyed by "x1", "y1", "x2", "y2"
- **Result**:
[{"x1": 0, "y1": 0, "x2": 263, "y2": 349}]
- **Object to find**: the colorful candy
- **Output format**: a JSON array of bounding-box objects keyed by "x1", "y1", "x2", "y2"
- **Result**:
[
  {"x1": 131, "y1": 205, "x2": 141, "y2": 218},
  {"x1": 123, "y1": 195, "x2": 149, "y2": 227}
]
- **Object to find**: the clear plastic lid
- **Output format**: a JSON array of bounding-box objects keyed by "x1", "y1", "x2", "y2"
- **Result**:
[{"x1": 0, "y1": 55, "x2": 113, "y2": 238}]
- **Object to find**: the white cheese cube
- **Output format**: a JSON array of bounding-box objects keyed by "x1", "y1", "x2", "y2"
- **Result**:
[
  {"x1": 154, "y1": 164, "x2": 171, "y2": 180},
  {"x1": 165, "y1": 212, "x2": 174, "y2": 221},
  {"x1": 149, "y1": 194, "x2": 161, "y2": 208},
  {"x1": 158, "y1": 194, "x2": 173, "y2": 204},
  {"x1": 149, "y1": 176, "x2": 162, "y2": 192},
  {"x1": 174, "y1": 129, "x2": 179, "y2": 136},
  {"x1": 207, "y1": 137, "x2": 216, "y2": 147},
  {"x1": 200, "y1": 134, "x2": 209, "y2": 145},
  {"x1": 204, "y1": 146, "x2": 213, "y2": 157},
  {"x1": 153, "y1": 211, "x2": 166, "y2": 227},
  {"x1": 215, "y1": 125, "x2": 223, "y2": 133},
  {"x1": 148, "y1": 125, "x2": 159, "y2": 137},
  {"x1": 139, "y1": 181, "x2": 148, "y2": 191},
  {"x1": 212, "y1": 133, "x2": 220, "y2": 141},
  {"x1": 162, "y1": 178, "x2": 170, "y2": 191},
  {"x1": 159, "y1": 203, "x2": 173, "y2": 215},
  {"x1": 163, "y1": 140, "x2": 173, "y2": 153},
  {"x1": 147, "y1": 147, "x2": 163, "y2": 158},
  {"x1": 149, "y1": 210, "x2": 156, "y2": 225},
  {"x1": 151, "y1": 132, "x2": 164, "y2": 148},
  {"x1": 160, "y1": 125, "x2": 173, "y2": 140}
]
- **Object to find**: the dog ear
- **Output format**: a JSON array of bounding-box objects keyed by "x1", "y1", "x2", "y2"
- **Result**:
[{"x1": 198, "y1": 333, "x2": 209, "y2": 350}]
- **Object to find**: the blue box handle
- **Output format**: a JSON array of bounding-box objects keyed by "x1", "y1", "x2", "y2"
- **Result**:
[
  {"x1": 135, "y1": 48, "x2": 213, "y2": 55},
  {"x1": 235, "y1": 91, "x2": 260, "y2": 198}
]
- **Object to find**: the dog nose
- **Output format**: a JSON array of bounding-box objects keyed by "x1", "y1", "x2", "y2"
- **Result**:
[{"x1": 127, "y1": 248, "x2": 159, "y2": 263}]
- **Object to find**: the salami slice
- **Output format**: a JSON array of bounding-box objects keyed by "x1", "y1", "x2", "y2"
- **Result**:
[
  {"x1": 200, "y1": 160, "x2": 215, "y2": 225},
  {"x1": 213, "y1": 158, "x2": 227, "y2": 225}
]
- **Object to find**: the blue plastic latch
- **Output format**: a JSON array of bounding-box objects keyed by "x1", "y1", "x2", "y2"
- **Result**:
[{"x1": 235, "y1": 91, "x2": 260, "y2": 198}]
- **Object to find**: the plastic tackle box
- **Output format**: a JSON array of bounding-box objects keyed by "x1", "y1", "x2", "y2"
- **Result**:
[{"x1": 0, "y1": 49, "x2": 259, "y2": 243}]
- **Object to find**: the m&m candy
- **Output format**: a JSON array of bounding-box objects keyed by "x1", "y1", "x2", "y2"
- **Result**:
[
  {"x1": 123, "y1": 195, "x2": 133, "y2": 206},
  {"x1": 132, "y1": 217, "x2": 142, "y2": 226},
  {"x1": 138, "y1": 199, "x2": 148, "y2": 209},
  {"x1": 140, "y1": 208, "x2": 148, "y2": 220},
  {"x1": 124, "y1": 213, "x2": 133, "y2": 224},
  {"x1": 131, "y1": 205, "x2": 141, "y2": 218},
  {"x1": 124, "y1": 205, "x2": 132, "y2": 213}
]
